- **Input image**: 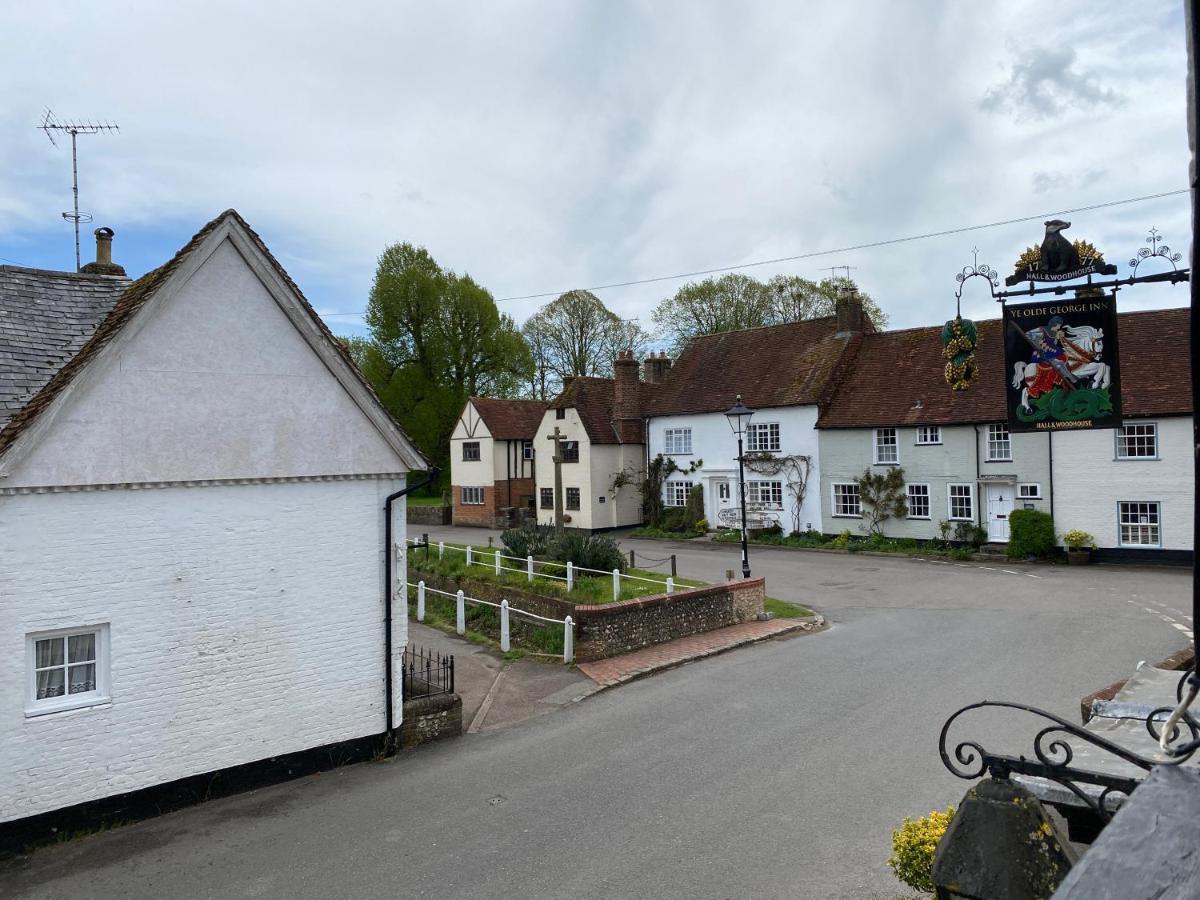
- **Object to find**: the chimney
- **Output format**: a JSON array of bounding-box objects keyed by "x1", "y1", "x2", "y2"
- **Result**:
[
  {"x1": 80, "y1": 227, "x2": 127, "y2": 276},
  {"x1": 613, "y1": 351, "x2": 640, "y2": 420},
  {"x1": 835, "y1": 285, "x2": 863, "y2": 335},
  {"x1": 643, "y1": 350, "x2": 673, "y2": 384}
]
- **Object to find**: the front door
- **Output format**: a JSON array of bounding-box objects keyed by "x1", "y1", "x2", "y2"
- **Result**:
[
  {"x1": 713, "y1": 479, "x2": 736, "y2": 527},
  {"x1": 986, "y1": 484, "x2": 1015, "y2": 542}
]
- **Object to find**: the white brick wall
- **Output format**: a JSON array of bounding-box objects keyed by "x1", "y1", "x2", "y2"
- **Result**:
[{"x1": 0, "y1": 476, "x2": 406, "y2": 823}]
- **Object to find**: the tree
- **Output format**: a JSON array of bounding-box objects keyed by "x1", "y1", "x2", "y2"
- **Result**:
[
  {"x1": 521, "y1": 290, "x2": 648, "y2": 395},
  {"x1": 355, "y1": 242, "x2": 533, "y2": 478},
  {"x1": 855, "y1": 467, "x2": 908, "y2": 536}
]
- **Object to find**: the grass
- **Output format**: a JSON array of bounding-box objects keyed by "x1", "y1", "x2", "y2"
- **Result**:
[
  {"x1": 408, "y1": 586, "x2": 570, "y2": 660},
  {"x1": 765, "y1": 597, "x2": 814, "y2": 618},
  {"x1": 713, "y1": 529, "x2": 979, "y2": 560},
  {"x1": 407, "y1": 495, "x2": 448, "y2": 507},
  {"x1": 628, "y1": 526, "x2": 704, "y2": 540}
]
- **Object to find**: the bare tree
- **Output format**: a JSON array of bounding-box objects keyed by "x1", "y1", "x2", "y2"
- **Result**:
[{"x1": 522, "y1": 290, "x2": 649, "y2": 392}]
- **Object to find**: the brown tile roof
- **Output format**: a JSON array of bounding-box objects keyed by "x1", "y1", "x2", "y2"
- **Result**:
[
  {"x1": 470, "y1": 397, "x2": 548, "y2": 440},
  {"x1": 547, "y1": 376, "x2": 653, "y2": 445},
  {"x1": 0, "y1": 210, "x2": 427, "y2": 467},
  {"x1": 642, "y1": 316, "x2": 858, "y2": 416},
  {"x1": 817, "y1": 306, "x2": 1190, "y2": 428}
]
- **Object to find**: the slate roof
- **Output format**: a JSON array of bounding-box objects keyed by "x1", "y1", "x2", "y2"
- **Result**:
[
  {"x1": 642, "y1": 316, "x2": 859, "y2": 417},
  {"x1": 816, "y1": 307, "x2": 1190, "y2": 428},
  {"x1": 470, "y1": 397, "x2": 548, "y2": 440},
  {"x1": 0, "y1": 266, "x2": 130, "y2": 432}
]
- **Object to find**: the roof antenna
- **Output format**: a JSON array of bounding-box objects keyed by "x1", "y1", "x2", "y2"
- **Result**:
[
  {"x1": 822, "y1": 264, "x2": 858, "y2": 284},
  {"x1": 38, "y1": 109, "x2": 120, "y2": 272}
]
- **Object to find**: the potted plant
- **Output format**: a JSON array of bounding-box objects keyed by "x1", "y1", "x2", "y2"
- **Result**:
[{"x1": 1062, "y1": 529, "x2": 1095, "y2": 565}]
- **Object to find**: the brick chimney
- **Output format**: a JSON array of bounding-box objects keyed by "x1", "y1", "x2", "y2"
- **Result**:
[
  {"x1": 80, "y1": 227, "x2": 127, "y2": 276},
  {"x1": 643, "y1": 351, "x2": 673, "y2": 384},
  {"x1": 612, "y1": 350, "x2": 642, "y2": 442},
  {"x1": 835, "y1": 286, "x2": 863, "y2": 335}
]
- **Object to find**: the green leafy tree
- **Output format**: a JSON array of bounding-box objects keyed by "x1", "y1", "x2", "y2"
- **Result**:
[{"x1": 356, "y1": 242, "x2": 532, "y2": 478}]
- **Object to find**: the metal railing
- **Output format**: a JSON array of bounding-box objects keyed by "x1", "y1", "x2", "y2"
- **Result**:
[
  {"x1": 402, "y1": 644, "x2": 455, "y2": 699},
  {"x1": 410, "y1": 581, "x2": 575, "y2": 663}
]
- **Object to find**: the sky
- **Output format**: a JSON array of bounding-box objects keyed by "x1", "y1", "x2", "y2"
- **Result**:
[{"x1": 1, "y1": 1, "x2": 1191, "y2": 343}]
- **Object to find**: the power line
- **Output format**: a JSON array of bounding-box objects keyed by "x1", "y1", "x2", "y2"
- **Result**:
[{"x1": 317, "y1": 188, "x2": 1188, "y2": 317}]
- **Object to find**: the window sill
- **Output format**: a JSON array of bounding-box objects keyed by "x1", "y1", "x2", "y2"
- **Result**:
[
  {"x1": 1114, "y1": 457, "x2": 1161, "y2": 462},
  {"x1": 872, "y1": 461, "x2": 900, "y2": 467},
  {"x1": 907, "y1": 516, "x2": 932, "y2": 520},
  {"x1": 983, "y1": 459, "x2": 1013, "y2": 464},
  {"x1": 25, "y1": 695, "x2": 111, "y2": 718},
  {"x1": 916, "y1": 442, "x2": 943, "y2": 447},
  {"x1": 832, "y1": 513, "x2": 862, "y2": 519},
  {"x1": 948, "y1": 517, "x2": 975, "y2": 522}
]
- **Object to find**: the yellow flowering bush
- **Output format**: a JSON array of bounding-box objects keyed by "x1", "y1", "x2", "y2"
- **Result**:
[{"x1": 887, "y1": 806, "x2": 955, "y2": 894}]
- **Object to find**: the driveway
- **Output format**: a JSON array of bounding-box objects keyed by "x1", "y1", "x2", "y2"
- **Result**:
[{"x1": 3, "y1": 529, "x2": 1188, "y2": 899}]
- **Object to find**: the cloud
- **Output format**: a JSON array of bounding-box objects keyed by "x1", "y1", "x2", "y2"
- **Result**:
[{"x1": 981, "y1": 46, "x2": 1123, "y2": 119}]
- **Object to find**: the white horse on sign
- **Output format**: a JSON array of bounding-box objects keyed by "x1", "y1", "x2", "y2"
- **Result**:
[{"x1": 1011, "y1": 324, "x2": 1109, "y2": 412}]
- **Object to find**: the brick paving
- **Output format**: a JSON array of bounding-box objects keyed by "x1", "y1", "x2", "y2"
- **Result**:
[{"x1": 577, "y1": 616, "x2": 823, "y2": 687}]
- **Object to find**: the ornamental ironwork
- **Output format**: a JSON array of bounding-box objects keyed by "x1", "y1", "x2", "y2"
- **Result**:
[{"x1": 1129, "y1": 226, "x2": 1183, "y2": 273}]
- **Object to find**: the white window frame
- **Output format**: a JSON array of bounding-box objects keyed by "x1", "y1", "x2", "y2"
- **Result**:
[
  {"x1": 906, "y1": 483, "x2": 931, "y2": 519},
  {"x1": 1118, "y1": 501, "x2": 1162, "y2": 548},
  {"x1": 665, "y1": 480, "x2": 693, "y2": 508},
  {"x1": 462, "y1": 441, "x2": 481, "y2": 462},
  {"x1": 663, "y1": 427, "x2": 693, "y2": 455},
  {"x1": 986, "y1": 423, "x2": 1012, "y2": 462},
  {"x1": 747, "y1": 480, "x2": 784, "y2": 509},
  {"x1": 873, "y1": 427, "x2": 899, "y2": 465},
  {"x1": 916, "y1": 425, "x2": 941, "y2": 446},
  {"x1": 522, "y1": 440, "x2": 534, "y2": 460},
  {"x1": 26, "y1": 624, "x2": 110, "y2": 717},
  {"x1": 1018, "y1": 483, "x2": 1042, "y2": 499},
  {"x1": 746, "y1": 422, "x2": 781, "y2": 453},
  {"x1": 1115, "y1": 422, "x2": 1159, "y2": 460},
  {"x1": 461, "y1": 486, "x2": 485, "y2": 505},
  {"x1": 831, "y1": 482, "x2": 861, "y2": 518},
  {"x1": 948, "y1": 483, "x2": 975, "y2": 521}
]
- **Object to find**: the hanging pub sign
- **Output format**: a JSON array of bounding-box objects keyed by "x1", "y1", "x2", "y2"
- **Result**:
[{"x1": 1003, "y1": 294, "x2": 1121, "y2": 432}]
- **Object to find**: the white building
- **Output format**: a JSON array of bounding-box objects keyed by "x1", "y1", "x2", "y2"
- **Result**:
[
  {"x1": 449, "y1": 397, "x2": 545, "y2": 528},
  {"x1": 0, "y1": 213, "x2": 427, "y2": 828}
]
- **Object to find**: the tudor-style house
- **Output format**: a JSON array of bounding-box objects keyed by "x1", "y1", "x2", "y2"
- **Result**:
[
  {"x1": 449, "y1": 397, "x2": 547, "y2": 527},
  {"x1": 643, "y1": 295, "x2": 869, "y2": 533},
  {"x1": 0, "y1": 214, "x2": 426, "y2": 828}
]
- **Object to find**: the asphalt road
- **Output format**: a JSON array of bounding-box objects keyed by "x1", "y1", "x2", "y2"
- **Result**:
[{"x1": 4, "y1": 531, "x2": 1190, "y2": 899}]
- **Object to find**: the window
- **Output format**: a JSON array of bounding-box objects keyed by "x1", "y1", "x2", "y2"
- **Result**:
[
  {"x1": 874, "y1": 428, "x2": 899, "y2": 464},
  {"x1": 832, "y1": 483, "x2": 861, "y2": 517},
  {"x1": 747, "y1": 481, "x2": 784, "y2": 508},
  {"x1": 461, "y1": 486, "x2": 485, "y2": 505},
  {"x1": 665, "y1": 480, "x2": 693, "y2": 507},
  {"x1": 565, "y1": 488, "x2": 581, "y2": 511},
  {"x1": 555, "y1": 408, "x2": 566, "y2": 420},
  {"x1": 906, "y1": 483, "x2": 930, "y2": 519},
  {"x1": 718, "y1": 482, "x2": 731, "y2": 501},
  {"x1": 27, "y1": 625, "x2": 108, "y2": 716},
  {"x1": 986, "y1": 423, "x2": 1011, "y2": 461},
  {"x1": 561, "y1": 441, "x2": 579, "y2": 463},
  {"x1": 1018, "y1": 483, "x2": 1041, "y2": 499},
  {"x1": 462, "y1": 441, "x2": 481, "y2": 462},
  {"x1": 540, "y1": 488, "x2": 553, "y2": 509},
  {"x1": 522, "y1": 440, "x2": 534, "y2": 460},
  {"x1": 1116, "y1": 423, "x2": 1158, "y2": 459},
  {"x1": 746, "y1": 422, "x2": 781, "y2": 452},
  {"x1": 916, "y1": 425, "x2": 941, "y2": 445},
  {"x1": 664, "y1": 427, "x2": 692, "y2": 455},
  {"x1": 948, "y1": 484, "x2": 974, "y2": 520},
  {"x1": 1119, "y1": 501, "x2": 1161, "y2": 547}
]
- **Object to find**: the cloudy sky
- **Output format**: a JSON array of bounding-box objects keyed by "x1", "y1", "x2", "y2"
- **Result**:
[{"x1": 1, "y1": 1, "x2": 1190, "y2": 341}]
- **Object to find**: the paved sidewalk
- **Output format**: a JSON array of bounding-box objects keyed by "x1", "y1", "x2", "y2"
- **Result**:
[{"x1": 578, "y1": 616, "x2": 825, "y2": 687}]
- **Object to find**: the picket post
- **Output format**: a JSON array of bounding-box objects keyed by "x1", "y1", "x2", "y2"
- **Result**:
[
  {"x1": 456, "y1": 590, "x2": 465, "y2": 635},
  {"x1": 466, "y1": 545, "x2": 473, "y2": 567},
  {"x1": 612, "y1": 569, "x2": 620, "y2": 602},
  {"x1": 666, "y1": 577, "x2": 674, "y2": 595},
  {"x1": 494, "y1": 551, "x2": 501, "y2": 576},
  {"x1": 500, "y1": 599, "x2": 510, "y2": 652},
  {"x1": 564, "y1": 615, "x2": 575, "y2": 664},
  {"x1": 527, "y1": 555, "x2": 534, "y2": 582},
  {"x1": 566, "y1": 561, "x2": 574, "y2": 592},
  {"x1": 438, "y1": 541, "x2": 445, "y2": 559},
  {"x1": 417, "y1": 580, "x2": 426, "y2": 622}
]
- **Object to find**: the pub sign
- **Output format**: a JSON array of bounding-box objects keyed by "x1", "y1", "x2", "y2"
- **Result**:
[{"x1": 1002, "y1": 294, "x2": 1121, "y2": 433}]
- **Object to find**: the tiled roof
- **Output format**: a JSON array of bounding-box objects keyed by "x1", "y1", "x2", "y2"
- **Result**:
[
  {"x1": 547, "y1": 376, "x2": 647, "y2": 445},
  {"x1": 817, "y1": 306, "x2": 1190, "y2": 428},
  {"x1": 643, "y1": 316, "x2": 857, "y2": 416},
  {"x1": 470, "y1": 397, "x2": 548, "y2": 440},
  {"x1": 0, "y1": 266, "x2": 129, "y2": 431}
]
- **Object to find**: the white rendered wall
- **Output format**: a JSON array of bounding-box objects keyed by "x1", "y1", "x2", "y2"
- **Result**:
[
  {"x1": 533, "y1": 408, "x2": 594, "y2": 529},
  {"x1": 450, "y1": 404, "x2": 495, "y2": 490},
  {"x1": 0, "y1": 477, "x2": 405, "y2": 823},
  {"x1": 1052, "y1": 418, "x2": 1193, "y2": 550},
  {"x1": 647, "y1": 407, "x2": 822, "y2": 533}
]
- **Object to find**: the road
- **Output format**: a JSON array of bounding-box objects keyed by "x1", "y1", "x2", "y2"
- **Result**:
[{"x1": 4, "y1": 531, "x2": 1189, "y2": 899}]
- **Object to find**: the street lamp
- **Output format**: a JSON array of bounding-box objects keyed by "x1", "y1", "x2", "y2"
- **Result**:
[{"x1": 724, "y1": 394, "x2": 754, "y2": 579}]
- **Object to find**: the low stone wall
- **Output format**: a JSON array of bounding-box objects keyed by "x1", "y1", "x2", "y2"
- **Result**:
[
  {"x1": 400, "y1": 693, "x2": 462, "y2": 749},
  {"x1": 572, "y1": 578, "x2": 766, "y2": 661},
  {"x1": 408, "y1": 505, "x2": 451, "y2": 526},
  {"x1": 413, "y1": 570, "x2": 574, "y2": 622}
]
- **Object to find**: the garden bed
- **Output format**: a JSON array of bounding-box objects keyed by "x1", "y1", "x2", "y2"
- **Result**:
[{"x1": 711, "y1": 529, "x2": 984, "y2": 561}]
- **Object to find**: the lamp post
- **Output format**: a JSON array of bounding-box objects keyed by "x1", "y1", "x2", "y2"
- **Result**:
[{"x1": 724, "y1": 394, "x2": 754, "y2": 579}]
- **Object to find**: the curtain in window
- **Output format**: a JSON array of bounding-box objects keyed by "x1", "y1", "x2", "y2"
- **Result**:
[{"x1": 35, "y1": 638, "x2": 65, "y2": 698}]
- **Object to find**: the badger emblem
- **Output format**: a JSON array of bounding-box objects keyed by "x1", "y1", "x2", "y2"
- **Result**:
[{"x1": 1038, "y1": 219, "x2": 1081, "y2": 274}]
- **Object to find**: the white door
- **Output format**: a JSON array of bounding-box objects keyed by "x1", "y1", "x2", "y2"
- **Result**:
[
  {"x1": 986, "y1": 484, "x2": 1015, "y2": 542},
  {"x1": 713, "y1": 479, "x2": 736, "y2": 528}
]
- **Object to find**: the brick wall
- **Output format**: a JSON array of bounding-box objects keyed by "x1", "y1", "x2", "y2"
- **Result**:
[
  {"x1": 400, "y1": 694, "x2": 462, "y2": 748},
  {"x1": 0, "y1": 477, "x2": 406, "y2": 824},
  {"x1": 453, "y1": 484, "x2": 496, "y2": 527}
]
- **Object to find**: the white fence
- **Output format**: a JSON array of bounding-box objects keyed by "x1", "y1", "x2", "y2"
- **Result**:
[
  {"x1": 409, "y1": 581, "x2": 574, "y2": 663},
  {"x1": 407, "y1": 538, "x2": 674, "y2": 599}
]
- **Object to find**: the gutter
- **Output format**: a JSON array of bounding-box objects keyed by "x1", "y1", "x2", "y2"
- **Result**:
[{"x1": 383, "y1": 466, "x2": 439, "y2": 753}]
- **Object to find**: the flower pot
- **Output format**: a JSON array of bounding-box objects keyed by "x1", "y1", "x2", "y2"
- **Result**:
[{"x1": 1067, "y1": 548, "x2": 1092, "y2": 566}]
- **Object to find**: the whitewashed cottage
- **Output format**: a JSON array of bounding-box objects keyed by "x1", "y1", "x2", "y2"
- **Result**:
[{"x1": 0, "y1": 213, "x2": 427, "y2": 830}]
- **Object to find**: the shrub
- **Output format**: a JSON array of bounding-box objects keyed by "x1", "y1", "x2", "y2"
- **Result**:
[
  {"x1": 831, "y1": 528, "x2": 852, "y2": 549},
  {"x1": 1062, "y1": 529, "x2": 1095, "y2": 550},
  {"x1": 660, "y1": 508, "x2": 687, "y2": 532},
  {"x1": 952, "y1": 522, "x2": 987, "y2": 548},
  {"x1": 1007, "y1": 509, "x2": 1056, "y2": 558},
  {"x1": 887, "y1": 806, "x2": 955, "y2": 894},
  {"x1": 935, "y1": 520, "x2": 953, "y2": 547},
  {"x1": 550, "y1": 531, "x2": 588, "y2": 566},
  {"x1": 856, "y1": 467, "x2": 908, "y2": 535},
  {"x1": 682, "y1": 484, "x2": 706, "y2": 532},
  {"x1": 501, "y1": 524, "x2": 551, "y2": 560},
  {"x1": 551, "y1": 532, "x2": 625, "y2": 573},
  {"x1": 694, "y1": 517, "x2": 709, "y2": 534},
  {"x1": 950, "y1": 546, "x2": 975, "y2": 561}
]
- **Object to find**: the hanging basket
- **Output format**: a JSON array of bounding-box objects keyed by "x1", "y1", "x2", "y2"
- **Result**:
[{"x1": 942, "y1": 317, "x2": 977, "y2": 391}]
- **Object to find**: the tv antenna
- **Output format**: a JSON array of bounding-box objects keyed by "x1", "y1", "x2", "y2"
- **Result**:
[
  {"x1": 38, "y1": 109, "x2": 120, "y2": 272},
  {"x1": 822, "y1": 264, "x2": 858, "y2": 283}
]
